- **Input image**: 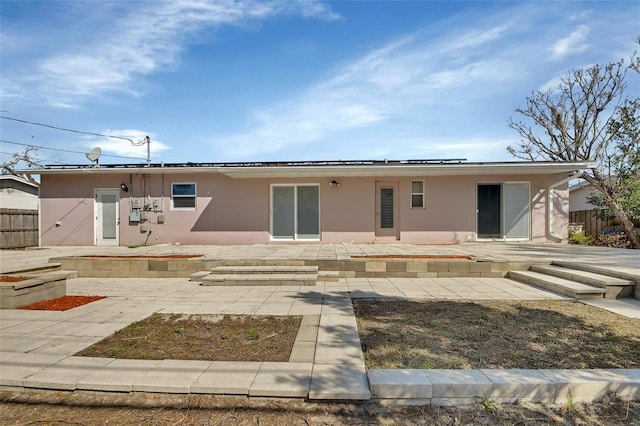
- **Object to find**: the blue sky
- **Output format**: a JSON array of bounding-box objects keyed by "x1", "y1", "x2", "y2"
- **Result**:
[{"x1": 1, "y1": 0, "x2": 639, "y2": 167}]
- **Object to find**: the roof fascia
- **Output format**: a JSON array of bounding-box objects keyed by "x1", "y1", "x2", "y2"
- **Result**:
[{"x1": 19, "y1": 161, "x2": 596, "y2": 178}]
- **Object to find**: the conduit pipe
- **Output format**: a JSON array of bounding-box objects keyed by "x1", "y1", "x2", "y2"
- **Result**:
[{"x1": 547, "y1": 169, "x2": 586, "y2": 240}]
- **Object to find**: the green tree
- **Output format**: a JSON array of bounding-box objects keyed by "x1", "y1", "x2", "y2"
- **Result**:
[
  {"x1": 586, "y1": 99, "x2": 640, "y2": 226},
  {"x1": 508, "y1": 54, "x2": 640, "y2": 249}
]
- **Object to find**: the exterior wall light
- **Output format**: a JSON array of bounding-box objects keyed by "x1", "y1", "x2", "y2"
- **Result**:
[
  {"x1": 329, "y1": 180, "x2": 340, "y2": 187},
  {"x1": 120, "y1": 183, "x2": 129, "y2": 192}
]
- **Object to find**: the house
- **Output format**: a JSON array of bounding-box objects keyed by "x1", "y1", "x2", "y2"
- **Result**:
[
  {"x1": 569, "y1": 180, "x2": 599, "y2": 213},
  {"x1": 24, "y1": 159, "x2": 594, "y2": 246},
  {"x1": 0, "y1": 174, "x2": 39, "y2": 211}
]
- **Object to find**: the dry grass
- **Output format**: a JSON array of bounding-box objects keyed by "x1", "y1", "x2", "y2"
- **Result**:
[
  {"x1": 354, "y1": 299, "x2": 640, "y2": 369},
  {"x1": 75, "y1": 313, "x2": 302, "y2": 362},
  {"x1": 2, "y1": 390, "x2": 640, "y2": 425}
]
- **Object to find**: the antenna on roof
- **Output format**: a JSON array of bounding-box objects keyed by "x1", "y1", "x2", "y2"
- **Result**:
[{"x1": 85, "y1": 147, "x2": 102, "y2": 166}]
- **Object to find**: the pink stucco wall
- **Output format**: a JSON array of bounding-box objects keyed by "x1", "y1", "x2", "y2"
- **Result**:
[{"x1": 39, "y1": 171, "x2": 570, "y2": 246}]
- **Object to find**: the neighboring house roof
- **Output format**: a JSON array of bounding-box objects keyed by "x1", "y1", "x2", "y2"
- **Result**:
[
  {"x1": 0, "y1": 174, "x2": 39, "y2": 190},
  {"x1": 20, "y1": 160, "x2": 595, "y2": 178},
  {"x1": 569, "y1": 180, "x2": 594, "y2": 192}
]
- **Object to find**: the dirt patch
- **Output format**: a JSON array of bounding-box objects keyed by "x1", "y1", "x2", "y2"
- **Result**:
[
  {"x1": 79, "y1": 254, "x2": 202, "y2": 259},
  {"x1": 18, "y1": 295, "x2": 106, "y2": 311},
  {"x1": 1, "y1": 390, "x2": 639, "y2": 425},
  {"x1": 354, "y1": 299, "x2": 640, "y2": 369},
  {"x1": 0, "y1": 276, "x2": 24, "y2": 283},
  {"x1": 75, "y1": 313, "x2": 302, "y2": 362},
  {"x1": 351, "y1": 255, "x2": 471, "y2": 259}
]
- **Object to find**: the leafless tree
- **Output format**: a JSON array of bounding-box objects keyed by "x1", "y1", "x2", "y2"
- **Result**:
[{"x1": 508, "y1": 54, "x2": 640, "y2": 248}]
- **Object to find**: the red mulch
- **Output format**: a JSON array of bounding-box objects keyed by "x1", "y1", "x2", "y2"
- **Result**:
[
  {"x1": 18, "y1": 296, "x2": 106, "y2": 311},
  {"x1": 0, "y1": 276, "x2": 25, "y2": 282}
]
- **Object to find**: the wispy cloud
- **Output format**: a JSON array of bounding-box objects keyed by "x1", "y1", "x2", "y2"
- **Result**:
[
  {"x1": 549, "y1": 25, "x2": 590, "y2": 60},
  {"x1": 211, "y1": 20, "x2": 519, "y2": 159},
  {"x1": 2, "y1": 0, "x2": 339, "y2": 107},
  {"x1": 83, "y1": 130, "x2": 170, "y2": 160},
  {"x1": 408, "y1": 137, "x2": 513, "y2": 161}
]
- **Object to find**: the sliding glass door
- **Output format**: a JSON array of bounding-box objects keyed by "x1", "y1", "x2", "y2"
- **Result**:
[
  {"x1": 477, "y1": 182, "x2": 530, "y2": 240},
  {"x1": 271, "y1": 185, "x2": 319, "y2": 240}
]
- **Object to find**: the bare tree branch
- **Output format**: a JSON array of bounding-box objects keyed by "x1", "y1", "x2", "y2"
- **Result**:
[{"x1": 1, "y1": 147, "x2": 41, "y2": 184}]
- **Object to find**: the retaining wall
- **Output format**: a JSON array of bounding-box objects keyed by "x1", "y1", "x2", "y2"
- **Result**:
[{"x1": 50, "y1": 256, "x2": 537, "y2": 279}]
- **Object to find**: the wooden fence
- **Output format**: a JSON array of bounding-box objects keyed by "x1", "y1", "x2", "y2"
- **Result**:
[
  {"x1": 0, "y1": 209, "x2": 38, "y2": 249},
  {"x1": 569, "y1": 209, "x2": 617, "y2": 239}
]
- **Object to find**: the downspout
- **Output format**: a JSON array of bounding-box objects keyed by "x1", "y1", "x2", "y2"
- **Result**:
[{"x1": 547, "y1": 169, "x2": 586, "y2": 240}]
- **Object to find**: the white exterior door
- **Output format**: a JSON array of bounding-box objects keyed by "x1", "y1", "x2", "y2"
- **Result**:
[
  {"x1": 95, "y1": 189, "x2": 120, "y2": 246},
  {"x1": 375, "y1": 181, "x2": 399, "y2": 239}
]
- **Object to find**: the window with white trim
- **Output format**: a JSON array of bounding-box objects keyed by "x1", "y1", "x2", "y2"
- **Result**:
[
  {"x1": 410, "y1": 180, "x2": 425, "y2": 208},
  {"x1": 172, "y1": 183, "x2": 196, "y2": 209}
]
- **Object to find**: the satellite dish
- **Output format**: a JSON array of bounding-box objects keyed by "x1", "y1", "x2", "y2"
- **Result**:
[{"x1": 86, "y1": 147, "x2": 102, "y2": 164}]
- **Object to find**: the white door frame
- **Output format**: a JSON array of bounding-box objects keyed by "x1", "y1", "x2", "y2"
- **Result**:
[{"x1": 95, "y1": 189, "x2": 120, "y2": 246}]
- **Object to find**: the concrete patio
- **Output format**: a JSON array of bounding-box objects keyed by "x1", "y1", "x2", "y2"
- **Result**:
[{"x1": 1, "y1": 242, "x2": 639, "y2": 405}]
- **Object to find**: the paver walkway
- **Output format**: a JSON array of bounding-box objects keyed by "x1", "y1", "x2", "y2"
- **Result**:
[{"x1": 1, "y1": 276, "x2": 570, "y2": 400}]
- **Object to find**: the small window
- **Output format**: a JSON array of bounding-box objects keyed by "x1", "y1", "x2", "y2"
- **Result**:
[
  {"x1": 172, "y1": 183, "x2": 196, "y2": 209},
  {"x1": 411, "y1": 180, "x2": 424, "y2": 208}
]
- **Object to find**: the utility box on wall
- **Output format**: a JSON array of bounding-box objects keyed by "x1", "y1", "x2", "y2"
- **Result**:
[{"x1": 129, "y1": 211, "x2": 141, "y2": 222}]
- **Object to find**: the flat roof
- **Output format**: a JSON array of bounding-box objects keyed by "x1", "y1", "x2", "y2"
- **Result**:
[{"x1": 19, "y1": 159, "x2": 595, "y2": 178}]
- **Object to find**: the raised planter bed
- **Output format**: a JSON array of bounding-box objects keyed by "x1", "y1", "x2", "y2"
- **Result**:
[
  {"x1": 351, "y1": 255, "x2": 472, "y2": 260},
  {"x1": 51, "y1": 255, "x2": 207, "y2": 278},
  {"x1": 0, "y1": 271, "x2": 68, "y2": 309}
]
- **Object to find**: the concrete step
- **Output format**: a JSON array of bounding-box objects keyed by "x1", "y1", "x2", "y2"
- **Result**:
[
  {"x1": 19, "y1": 269, "x2": 78, "y2": 280},
  {"x1": 209, "y1": 265, "x2": 318, "y2": 275},
  {"x1": 201, "y1": 273, "x2": 317, "y2": 287},
  {"x1": 0, "y1": 262, "x2": 63, "y2": 276},
  {"x1": 508, "y1": 270, "x2": 605, "y2": 299},
  {"x1": 532, "y1": 264, "x2": 635, "y2": 299},
  {"x1": 190, "y1": 271, "x2": 211, "y2": 282},
  {"x1": 318, "y1": 270, "x2": 340, "y2": 282},
  {"x1": 553, "y1": 261, "x2": 640, "y2": 283}
]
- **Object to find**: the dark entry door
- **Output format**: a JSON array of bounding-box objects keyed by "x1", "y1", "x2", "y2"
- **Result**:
[{"x1": 477, "y1": 184, "x2": 501, "y2": 238}]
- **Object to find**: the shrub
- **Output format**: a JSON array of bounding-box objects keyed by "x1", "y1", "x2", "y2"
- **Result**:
[
  {"x1": 568, "y1": 230, "x2": 594, "y2": 245},
  {"x1": 595, "y1": 231, "x2": 632, "y2": 249}
]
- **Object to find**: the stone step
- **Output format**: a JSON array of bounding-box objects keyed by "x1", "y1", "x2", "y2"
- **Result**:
[
  {"x1": 508, "y1": 270, "x2": 605, "y2": 299},
  {"x1": 532, "y1": 264, "x2": 635, "y2": 299},
  {"x1": 209, "y1": 265, "x2": 318, "y2": 275},
  {"x1": 201, "y1": 273, "x2": 317, "y2": 287}
]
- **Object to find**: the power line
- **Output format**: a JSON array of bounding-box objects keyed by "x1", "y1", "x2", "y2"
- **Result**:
[
  {"x1": 1, "y1": 115, "x2": 139, "y2": 143},
  {"x1": 0, "y1": 139, "x2": 147, "y2": 160}
]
